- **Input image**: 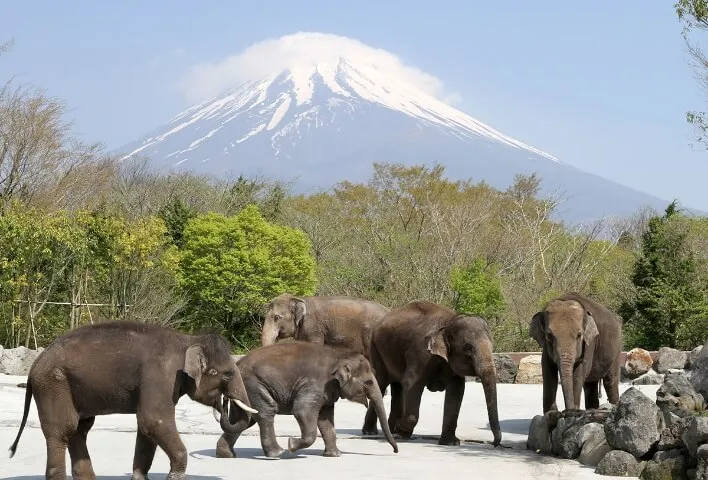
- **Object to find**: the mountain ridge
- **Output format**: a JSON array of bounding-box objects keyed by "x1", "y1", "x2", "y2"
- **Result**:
[{"x1": 117, "y1": 35, "x2": 677, "y2": 222}]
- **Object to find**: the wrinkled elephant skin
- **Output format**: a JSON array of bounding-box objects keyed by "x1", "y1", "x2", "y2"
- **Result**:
[
  {"x1": 362, "y1": 300, "x2": 502, "y2": 447},
  {"x1": 215, "y1": 341, "x2": 398, "y2": 459},
  {"x1": 529, "y1": 292, "x2": 623, "y2": 413},
  {"x1": 8, "y1": 321, "x2": 255, "y2": 480}
]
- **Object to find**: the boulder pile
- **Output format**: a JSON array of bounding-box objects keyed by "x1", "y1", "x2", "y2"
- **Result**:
[
  {"x1": 527, "y1": 340, "x2": 708, "y2": 479},
  {"x1": 0, "y1": 345, "x2": 44, "y2": 376}
]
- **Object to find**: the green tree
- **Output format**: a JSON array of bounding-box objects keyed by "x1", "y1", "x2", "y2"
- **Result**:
[
  {"x1": 451, "y1": 257, "x2": 505, "y2": 319},
  {"x1": 619, "y1": 200, "x2": 708, "y2": 349},
  {"x1": 158, "y1": 198, "x2": 196, "y2": 248},
  {"x1": 177, "y1": 205, "x2": 317, "y2": 349}
]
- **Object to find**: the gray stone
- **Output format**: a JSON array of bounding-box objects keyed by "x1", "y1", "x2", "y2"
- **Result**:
[
  {"x1": 527, "y1": 414, "x2": 553, "y2": 455},
  {"x1": 634, "y1": 370, "x2": 665, "y2": 385},
  {"x1": 515, "y1": 355, "x2": 543, "y2": 384},
  {"x1": 656, "y1": 347, "x2": 690, "y2": 374},
  {"x1": 691, "y1": 340, "x2": 708, "y2": 403},
  {"x1": 682, "y1": 417, "x2": 708, "y2": 458},
  {"x1": 493, "y1": 354, "x2": 518, "y2": 384},
  {"x1": 656, "y1": 372, "x2": 707, "y2": 419},
  {"x1": 659, "y1": 418, "x2": 691, "y2": 451},
  {"x1": 595, "y1": 450, "x2": 645, "y2": 477},
  {"x1": 605, "y1": 387, "x2": 665, "y2": 458},
  {"x1": 625, "y1": 348, "x2": 654, "y2": 379},
  {"x1": 578, "y1": 423, "x2": 613, "y2": 467},
  {"x1": 687, "y1": 346, "x2": 704, "y2": 369},
  {"x1": 640, "y1": 448, "x2": 688, "y2": 480},
  {"x1": 687, "y1": 468, "x2": 697, "y2": 480},
  {"x1": 551, "y1": 409, "x2": 616, "y2": 460},
  {"x1": 0, "y1": 346, "x2": 41, "y2": 376},
  {"x1": 696, "y1": 444, "x2": 708, "y2": 480}
]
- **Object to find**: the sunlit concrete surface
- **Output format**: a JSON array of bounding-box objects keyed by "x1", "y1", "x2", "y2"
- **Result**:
[{"x1": 0, "y1": 374, "x2": 659, "y2": 479}]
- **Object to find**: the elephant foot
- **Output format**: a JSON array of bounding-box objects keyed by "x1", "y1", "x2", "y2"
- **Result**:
[
  {"x1": 131, "y1": 471, "x2": 148, "y2": 480},
  {"x1": 264, "y1": 446, "x2": 284, "y2": 458},
  {"x1": 361, "y1": 425, "x2": 379, "y2": 436},
  {"x1": 166, "y1": 472, "x2": 187, "y2": 480},
  {"x1": 215, "y1": 445, "x2": 236, "y2": 458},
  {"x1": 438, "y1": 435, "x2": 460, "y2": 446},
  {"x1": 323, "y1": 448, "x2": 342, "y2": 457}
]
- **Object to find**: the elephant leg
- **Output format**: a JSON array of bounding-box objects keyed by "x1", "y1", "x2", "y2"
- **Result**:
[
  {"x1": 288, "y1": 408, "x2": 319, "y2": 453},
  {"x1": 317, "y1": 405, "x2": 341, "y2": 457},
  {"x1": 396, "y1": 374, "x2": 425, "y2": 438},
  {"x1": 132, "y1": 430, "x2": 157, "y2": 480},
  {"x1": 137, "y1": 411, "x2": 187, "y2": 480},
  {"x1": 257, "y1": 415, "x2": 284, "y2": 458},
  {"x1": 37, "y1": 389, "x2": 79, "y2": 480},
  {"x1": 387, "y1": 383, "x2": 403, "y2": 434},
  {"x1": 603, "y1": 363, "x2": 620, "y2": 405},
  {"x1": 439, "y1": 376, "x2": 465, "y2": 446},
  {"x1": 362, "y1": 346, "x2": 389, "y2": 436},
  {"x1": 583, "y1": 381, "x2": 600, "y2": 410},
  {"x1": 541, "y1": 351, "x2": 559, "y2": 413},
  {"x1": 216, "y1": 418, "x2": 256, "y2": 459},
  {"x1": 45, "y1": 436, "x2": 70, "y2": 480},
  {"x1": 68, "y1": 416, "x2": 96, "y2": 480}
]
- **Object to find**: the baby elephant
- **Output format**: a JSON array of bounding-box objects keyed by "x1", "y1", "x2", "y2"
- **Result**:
[{"x1": 215, "y1": 341, "x2": 398, "y2": 458}]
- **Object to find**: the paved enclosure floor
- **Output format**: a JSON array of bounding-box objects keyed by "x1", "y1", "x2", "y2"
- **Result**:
[{"x1": 0, "y1": 374, "x2": 659, "y2": 479}]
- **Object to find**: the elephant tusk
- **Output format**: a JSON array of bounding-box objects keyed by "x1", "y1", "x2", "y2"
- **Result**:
[{"x1": 233, "y1": 398, "x2": 258, "y2": 414}]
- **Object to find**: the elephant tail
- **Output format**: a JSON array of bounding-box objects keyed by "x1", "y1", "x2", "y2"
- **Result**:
[{"x1": 8, "y1": 379, "x2": 32, "y2": 458}]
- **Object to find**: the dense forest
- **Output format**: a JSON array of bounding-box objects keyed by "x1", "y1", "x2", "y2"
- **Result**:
[{"x1": 1, "y1": 39, "x2": 707, "y2": 353}]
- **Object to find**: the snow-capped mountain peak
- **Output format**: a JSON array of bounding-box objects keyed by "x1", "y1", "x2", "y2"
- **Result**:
[{"x1": 121, "y1": 48, "x2": 558, "y2": 165}]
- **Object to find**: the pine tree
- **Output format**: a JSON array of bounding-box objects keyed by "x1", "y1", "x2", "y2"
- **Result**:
[{"x1": 620, "y1": 200, "x2": 708, "y2": 349}]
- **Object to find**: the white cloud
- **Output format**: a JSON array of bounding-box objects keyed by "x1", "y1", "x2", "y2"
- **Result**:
[{"x1": 178, "y1": 32, "x2": 461, "y2": 105}]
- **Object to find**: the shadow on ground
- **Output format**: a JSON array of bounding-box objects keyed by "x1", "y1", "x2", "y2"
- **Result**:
[
  {"x1": 191, "y1": 447, "x2": 378, "y2": 460},
  {"x1": 494, "y1": 418, "x2": 533, "y2": 434}
]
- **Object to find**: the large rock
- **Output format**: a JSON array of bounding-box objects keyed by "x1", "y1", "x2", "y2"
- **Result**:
[
  {"x1": 682, "y1": 416, "x2": 708, "y2": 458},
  {"x1": 691, "y1": 340, "x2": 708, "y2": 403},
  {"x1": 634, "y1": 370, "x2": 665, "y2": 385},
  {"x1": 655, "y1": 347, "x2": 689, "y2": 374},
  {"x1": 696, "y1": 444, "x2": 708, "y2": 480},
  {"x1": 605, "y1": 387, "x2": 666, "y2": 458},
  {"x1": 640, "y1": 449, "x2": 688, "y2": 480},
  {"x1": 659, "y1": 417, "x2": 691, "y2": 451},
  {"x1": 656, "y1": 372, "x2": 707, "y2": 420},
  {"x1": 515, "y1": 355, "x2": 543, "y2": 384},
  {"x1": 0, "y1": 346, "x2": 42, "y2": 375},
  {"x1": 578, "y1": 423, "x2": 613, "y2": 467},
  {"x1": 595, "y1": 450, "x2": 646, "y2": 477},
  {"x1": 493, "y1": 354, "x2": 518, "y2": 384},
  {"x1": 527, "y1": 413, "x2": 555, "y2": 454},
  {"x1": 687, "y1": 345, "x2": 704, "y2": 369},
  {"x1": 551, "y1": 409, "x2": 615, "y2": 459},
  {"x1": 625, "y1": 348, "x2": 654, "y2": 379}
]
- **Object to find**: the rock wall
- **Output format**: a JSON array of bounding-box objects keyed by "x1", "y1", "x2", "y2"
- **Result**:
[
  {"x1": 0, "y1": 346, "x2": 44, "y2": 376},
  {"x1": 527, "y1": 340, "x2": 708, "y2": 479}
]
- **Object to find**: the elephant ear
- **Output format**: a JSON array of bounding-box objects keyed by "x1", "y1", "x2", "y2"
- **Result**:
[
  {"x1": 292, "y1": 297, "x2": 307, "y2": 330},
  {"x1": 331, "y1": 360, "x2": 352, "y2": 386},
  {"x1": 184, "y1": 344, "x2": 207, "y2": 389},
  {"x1": 583, "y1": 311, "x2": 599, "y2": 347},
  {"x1": 426, "y1": 327, "x2": 449, "y2": 362},
  {"x1": 529, "y1": 312, "x2": 546, "y2": 347}
]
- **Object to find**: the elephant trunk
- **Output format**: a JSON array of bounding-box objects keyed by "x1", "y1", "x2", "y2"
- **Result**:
[
  {"x1": 558, "y1": 353, "x2": 576, "y2": 411},
  {"x1": 220, "y1": 363, "x2": 258, "y2": 434},
  {"x1": 476, "y1": 341, "x2": 501, "y2": 446},
  {"x1": 261, "y1": 320, "x2": 278, "y2": 347},
  {"x1": 367, "y1": 381, "x2": 399, "y2": 453}
]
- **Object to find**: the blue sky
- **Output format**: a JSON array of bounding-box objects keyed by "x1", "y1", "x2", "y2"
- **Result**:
[{"x1": 2, "y1": 0, "x2": 707, "y2": 211}]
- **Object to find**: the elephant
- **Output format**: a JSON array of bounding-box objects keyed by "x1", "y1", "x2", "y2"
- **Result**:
[
  {"x1": 361, "y1": 300, "x2": 502, "y2": 447},
  {"x1": 214, "y1": 341, "x2": 398, "y2": 459},
  {"x1": 260, "y1": 293, "x2": 390, "y2": 360},
  {"x1": 8, "y1": 321, "x2": 257, "y2": 480},
  {"x1": 529, "y1": 292, "x2": 623, "y2": 413}
]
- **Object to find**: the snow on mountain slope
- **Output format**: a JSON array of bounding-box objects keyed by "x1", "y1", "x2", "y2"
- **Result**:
[{"x1": 118, "y1": 32, "x2": 671, "y2": 222}]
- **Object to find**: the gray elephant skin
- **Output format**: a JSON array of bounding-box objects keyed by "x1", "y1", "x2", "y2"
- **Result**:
[
  {"x1": 215, "y1": 341, "x2": 398, "y2": 458},
  {"x1": 8, "y1": 321, "x2": 257, "y2": 480},
  {"x1": 362, "y1": 300, "x2": 502, "y2": 446},
  {"x1": 529, "y1": 292, "x2": 623, "y2": 413},
  {"x1": 260, "y1": 293, "x2": 390, "y2": 359}
]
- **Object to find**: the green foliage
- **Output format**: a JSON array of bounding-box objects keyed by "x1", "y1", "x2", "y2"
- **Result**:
[
  {"x1": 158, "y1": 198, "x2": 196, "y2": 248},
  {"x1": 619, "y1": 201, "x2": 708, "y2": 349},
  {"x1": 177, "y1": 205, "x2": 317, "y2": 348},
  {"x1": 451, "y1": 258, "x2": 505, "y2": 319}
]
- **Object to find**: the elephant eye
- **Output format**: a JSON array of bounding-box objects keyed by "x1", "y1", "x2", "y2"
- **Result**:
[
  {"x1": 463, "y1": 343, "x2": 474, "y2": 354},
  {"x1": 223, "y1": 369, "x2": 234, "y2": 379},
  {"x1": 273, "y1": 314, "x2": 282, "y2": 321},
  {"x1": 208, "y1": 368, "x2": 218, "y2": 376},
  {"x1": 364, "y1": 380, "x2": 374, "y2": 387}
]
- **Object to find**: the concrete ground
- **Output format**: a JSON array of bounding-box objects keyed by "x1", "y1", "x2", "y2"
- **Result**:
[{"x1": 0, "y1": 374, "x2": 659, "y2": 479}]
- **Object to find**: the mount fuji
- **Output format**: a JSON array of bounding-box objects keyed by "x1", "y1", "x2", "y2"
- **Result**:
[{"x1": 118, "y1": 32, "x2": 670, "y2": 222}]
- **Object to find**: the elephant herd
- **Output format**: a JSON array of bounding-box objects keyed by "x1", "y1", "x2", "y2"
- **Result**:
[{"x1": 7, "y1": 291, "x2": 624, "y2": 480}]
